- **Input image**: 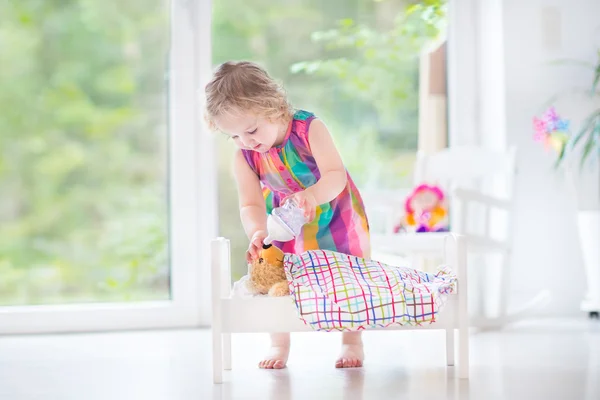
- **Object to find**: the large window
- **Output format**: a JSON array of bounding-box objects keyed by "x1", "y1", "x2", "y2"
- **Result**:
[
  {"x1": 0, "y1": 0, "x2": 210, "y2": 332},
  {"x1": 0, "y1": 0, "x2": 457, "y2": 332},
  {"x1": 213, "y1": 0, "x2": 448, "y2": 279},
  {"x1": 0, "y1": 1, "x2": 170, "y2": 305}
]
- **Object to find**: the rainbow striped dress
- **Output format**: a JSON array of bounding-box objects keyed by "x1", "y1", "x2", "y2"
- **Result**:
[{"x1": 242, "y1": 110, "x2": 370, "y2": 258}]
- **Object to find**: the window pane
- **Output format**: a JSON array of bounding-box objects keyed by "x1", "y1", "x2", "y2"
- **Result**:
[
  {"x1": 0, "y1": 1, "x2": 171, "y2": 305},
  {"x1": 212, "y1": 0, "x2": 448, "y2": 279}
]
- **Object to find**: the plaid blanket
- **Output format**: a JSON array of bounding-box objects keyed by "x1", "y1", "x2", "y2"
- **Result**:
[{"x1": 283, "y1": 250, "x2": 457, "y2": 332}]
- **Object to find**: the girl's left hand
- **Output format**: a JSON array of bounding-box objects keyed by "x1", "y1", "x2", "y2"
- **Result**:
[{"x1": 283, "y1": 190, "x2": 317, "y2": 222}]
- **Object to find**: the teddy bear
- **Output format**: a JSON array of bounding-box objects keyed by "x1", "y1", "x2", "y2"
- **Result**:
[{"x1": 247, "y1": 243, "x2": 289, "y2": 297}]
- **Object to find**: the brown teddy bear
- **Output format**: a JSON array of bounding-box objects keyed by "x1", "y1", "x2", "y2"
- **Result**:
[{"x1": 247, "y1": 244, "x2": 289, "y2": 297}]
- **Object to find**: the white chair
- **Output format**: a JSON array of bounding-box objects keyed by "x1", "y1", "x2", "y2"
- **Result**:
[{"x1": 369, "y1": 145, "x2": 549, "y2": 329}]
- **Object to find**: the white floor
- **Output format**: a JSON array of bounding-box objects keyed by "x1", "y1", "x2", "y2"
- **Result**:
[{"x1": 0, "y1": 319, "x2": 598, "y2": 400}]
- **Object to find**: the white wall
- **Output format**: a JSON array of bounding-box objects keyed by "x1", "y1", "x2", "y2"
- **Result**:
[{"x1": 503, "y1": 0, "x2": 600, "y2": 316}]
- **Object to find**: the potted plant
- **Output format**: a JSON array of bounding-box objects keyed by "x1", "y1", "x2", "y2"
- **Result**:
[{"x1": 534, "y1": 50, "x2": 600, "y2": 318}]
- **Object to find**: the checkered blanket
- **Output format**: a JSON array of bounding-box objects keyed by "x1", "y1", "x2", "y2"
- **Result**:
[{"x1": 283, "y1": 250, "x2": 457, "y2": 332}]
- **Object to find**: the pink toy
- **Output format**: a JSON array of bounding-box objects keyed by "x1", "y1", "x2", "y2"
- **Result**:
[{"x1": 394, "y1": 183, "x2": 449, "y2": 233}]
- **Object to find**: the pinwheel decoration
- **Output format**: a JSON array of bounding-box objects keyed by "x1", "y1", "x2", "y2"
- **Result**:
[{"x1": 532, "y1": 107, "x2": 571, "y2": 154}]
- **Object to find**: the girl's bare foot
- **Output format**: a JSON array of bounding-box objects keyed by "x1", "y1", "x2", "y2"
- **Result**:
[
  {"x1": 336, "y1": 332, "x2": 364, "y2": 368},
  {"x1": 258, "y1": 345, "x2": 290, "y2": 369},
  {"x1": 259, "y1": 332, "x2": 290, "y2": 369}
]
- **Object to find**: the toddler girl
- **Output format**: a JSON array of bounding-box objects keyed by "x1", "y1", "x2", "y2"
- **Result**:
[{"x1": 205, "y1": 61, "x2": 371, "y2": 369}]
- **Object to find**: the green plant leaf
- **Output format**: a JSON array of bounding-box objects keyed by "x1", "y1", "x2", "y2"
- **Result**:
[
  {"x1": 593, "y1": 62, "x2": 600, "y2": 94},
  {"x1": 547, "y1": 58, "x2": 595, "y2": 69},
  {"x1": 554, "y1": 141, "x2": 567, "y2": 169},
  {"x1": 580, "y1": 133, "x2": 596, "y2": 169},
  {"x1": 571, "y1": 110, "x2": 600, "y2": 149}
]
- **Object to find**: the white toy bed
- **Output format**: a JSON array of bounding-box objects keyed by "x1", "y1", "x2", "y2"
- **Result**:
[{"x1": 211, "y1": 233, "x2": 469, "y2": 383}]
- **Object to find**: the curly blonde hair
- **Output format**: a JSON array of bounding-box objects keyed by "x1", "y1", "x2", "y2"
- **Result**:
[{"x1": 204, "y1": 61, "x2": 294, "y2": 131}]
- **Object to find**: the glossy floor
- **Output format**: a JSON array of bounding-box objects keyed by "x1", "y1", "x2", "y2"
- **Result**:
[{"x1": 0, "y1": 319, "x2": 598, "y2": 400}]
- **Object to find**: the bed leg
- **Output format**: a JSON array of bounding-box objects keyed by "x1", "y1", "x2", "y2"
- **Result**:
[
  {"x1": 446, "y1": 328, "x2": 455, "y2": 366},
  {"x1": 223, "y1": 333, "x2": 232, "y2": 370},
  {"x1": 212, "y1": 238, "x2": 228, "y2": 384},
  {"x1": 213, "y1": 330, "x2": 223, "y2": 384},
  {"x1": 456, "y1": 235, "x2": 469, "y2": 379},
  {"x1": 458, "y1": 326, "x2": 469, "y2": 379}
]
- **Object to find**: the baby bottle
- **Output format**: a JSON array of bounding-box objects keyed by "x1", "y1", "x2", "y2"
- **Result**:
[{"x1": 263, "y1": 199, "x2": 308, "y2": 245}]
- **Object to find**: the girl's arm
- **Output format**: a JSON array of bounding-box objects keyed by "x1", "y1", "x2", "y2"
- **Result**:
[
  {"x1": 233, "y1": 150, "x2": 267, "y2": 244},
  {"x1": 304, "y1": 119, "x2": 348, "y2": 204}
]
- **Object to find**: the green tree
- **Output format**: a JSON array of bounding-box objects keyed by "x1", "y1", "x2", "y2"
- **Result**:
[
  {"x1": 291, "y1": 0, "x2": 447, "y2": 150},
  {"x1": 0, "y1": 0, "x2": 170, "y2": 304}
]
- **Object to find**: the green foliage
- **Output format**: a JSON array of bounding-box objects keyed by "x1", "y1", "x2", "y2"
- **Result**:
[
  {"x1": 553, "y1": 50, "x2": 600, "y2": 170},
  {"x1": 290, "y1": 0, "x2": 447, "y2": 149},
  {"x1": 0, "y1": 0, "x2": 170, "y2": 304}
]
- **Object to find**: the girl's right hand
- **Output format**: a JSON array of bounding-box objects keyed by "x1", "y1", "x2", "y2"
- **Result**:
[{"x1": 246, "y1": 230, "x2": 268, "y2": 263}]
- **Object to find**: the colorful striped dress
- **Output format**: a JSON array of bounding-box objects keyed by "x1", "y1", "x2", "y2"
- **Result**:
[{"x1": 241, "y1": 110, "x2": 371, "y2": 258}]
